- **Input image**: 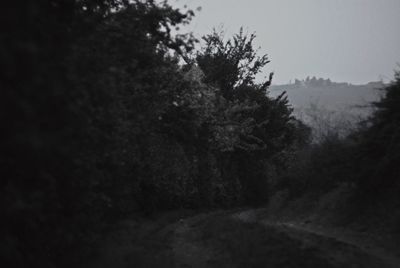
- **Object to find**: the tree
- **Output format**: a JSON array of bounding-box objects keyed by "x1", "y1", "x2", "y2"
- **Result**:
[
  {"x1": 196, "y1": 28, "x2": 272, "y2": 100},
  {"x1": 1, "y1": 1, "x2": 197, "y2": 267},
  {"x1": 356, "y1": 71, "x2": 400, "y2": 195},
  {"x1": 194, "y1": 29, "x2": 309, "y2": 204}
]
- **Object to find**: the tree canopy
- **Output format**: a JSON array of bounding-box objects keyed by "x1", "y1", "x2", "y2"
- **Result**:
[{"x1": 2, "y1": 1, "x2": 308, "y2": 267}]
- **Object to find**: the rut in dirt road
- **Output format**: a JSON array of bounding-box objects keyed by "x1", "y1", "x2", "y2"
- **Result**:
[
  {"x1": 234, "y1": 210, "x2": 400, "y2": 268},
  {"x1": 86, "y1": 210, "x2": 400, "y2": 268}
]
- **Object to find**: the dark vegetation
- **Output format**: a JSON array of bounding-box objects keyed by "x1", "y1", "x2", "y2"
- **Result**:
[
  {"x1": 2, "y1": 0, "x2": 399, "y2": 267},
  {"x1": 2, "y1": 1, "x2": 305, "y2": 267},
  {"x1": 277, "y1": 72, "x2": 400, "y2": 227}
]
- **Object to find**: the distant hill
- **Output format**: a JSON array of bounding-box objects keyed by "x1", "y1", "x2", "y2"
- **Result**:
[{"x1": 269, "y1": 77, "x2": 385, "y2": 139}]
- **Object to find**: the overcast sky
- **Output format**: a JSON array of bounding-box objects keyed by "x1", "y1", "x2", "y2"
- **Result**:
[{"x1": 170, "y1": 0, "x2": 400, "y2": 85}]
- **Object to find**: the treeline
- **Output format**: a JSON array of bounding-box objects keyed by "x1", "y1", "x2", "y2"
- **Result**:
[
  {"x1": 293, "y1": 76, "x2": 369, "y2": 87},
  {"x1": 2, "y1": 1, "x2": 308, "y2": 267},
  {"x1": 294, "y1": 77, "x2": 334, "y2": 87}
]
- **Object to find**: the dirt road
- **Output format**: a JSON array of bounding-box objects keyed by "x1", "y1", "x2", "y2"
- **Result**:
[{"x1": 87, "y1": 209, "x2": 400, "y2": 267}]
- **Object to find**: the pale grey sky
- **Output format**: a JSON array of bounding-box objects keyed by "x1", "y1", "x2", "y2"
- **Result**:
[{"x1": 171, "y1": 0, "x2": 400, "y2": 84}]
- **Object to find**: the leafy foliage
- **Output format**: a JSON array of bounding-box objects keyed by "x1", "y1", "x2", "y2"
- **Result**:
[
  {"x1": 356, "y1": 71, "x2": 400, "y2": 195},
  {"x1": 2, "y1": 1, "x2": 307, "y2": 267},
  {"x1": 196, "y1": 28, "x2": 272, "y2": 100},
  {"x1": 2, "y1": 1, "x2": 195, "y2": 266},
  {"x1": 193, "y1": 30, "x2": 309, "y2": 204}
]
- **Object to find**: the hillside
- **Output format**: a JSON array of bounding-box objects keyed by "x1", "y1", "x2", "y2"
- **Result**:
[
  {"x1": 269, "y1": 79, "x2": 385, "y2": 139},
  {"x1": 270, "y1": 78, "x2": 383, "y2": 113}
]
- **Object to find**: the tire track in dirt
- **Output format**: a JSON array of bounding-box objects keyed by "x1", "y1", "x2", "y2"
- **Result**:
[
  {"x1": 87, "y1": 209, "x2": 400, "y2": 267},
  {"x1": 234, "y1": 209, "x2": 400, "y2": 268}
]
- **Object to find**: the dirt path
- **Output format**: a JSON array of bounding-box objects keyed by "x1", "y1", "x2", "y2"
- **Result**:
[
  {"x1": 270, "y1": 222, "x2": 400, "y2": 268},
  {"x1": 87, "y1": 209, "x2": 400, "y2": 267},
  {"x1": 234, "y1": 209, "x2": 400, "y2": 268},
  {"x1": 172, "y1": 214, "x2": 220, "y2": 268}
]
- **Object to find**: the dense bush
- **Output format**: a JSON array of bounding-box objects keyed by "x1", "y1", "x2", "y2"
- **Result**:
[
  {"x1": 355, "y1": 71, "x2": 400, "y2": 197},
  {"x1": 2, "y1": 1, "x2": 196, "y2": 266},
  {"x1": 278, "y1": 135, "x2": 356, "y2": 200},
  {"x1": 2, "y1": 1, "x2": 308, "y2": 267}
]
